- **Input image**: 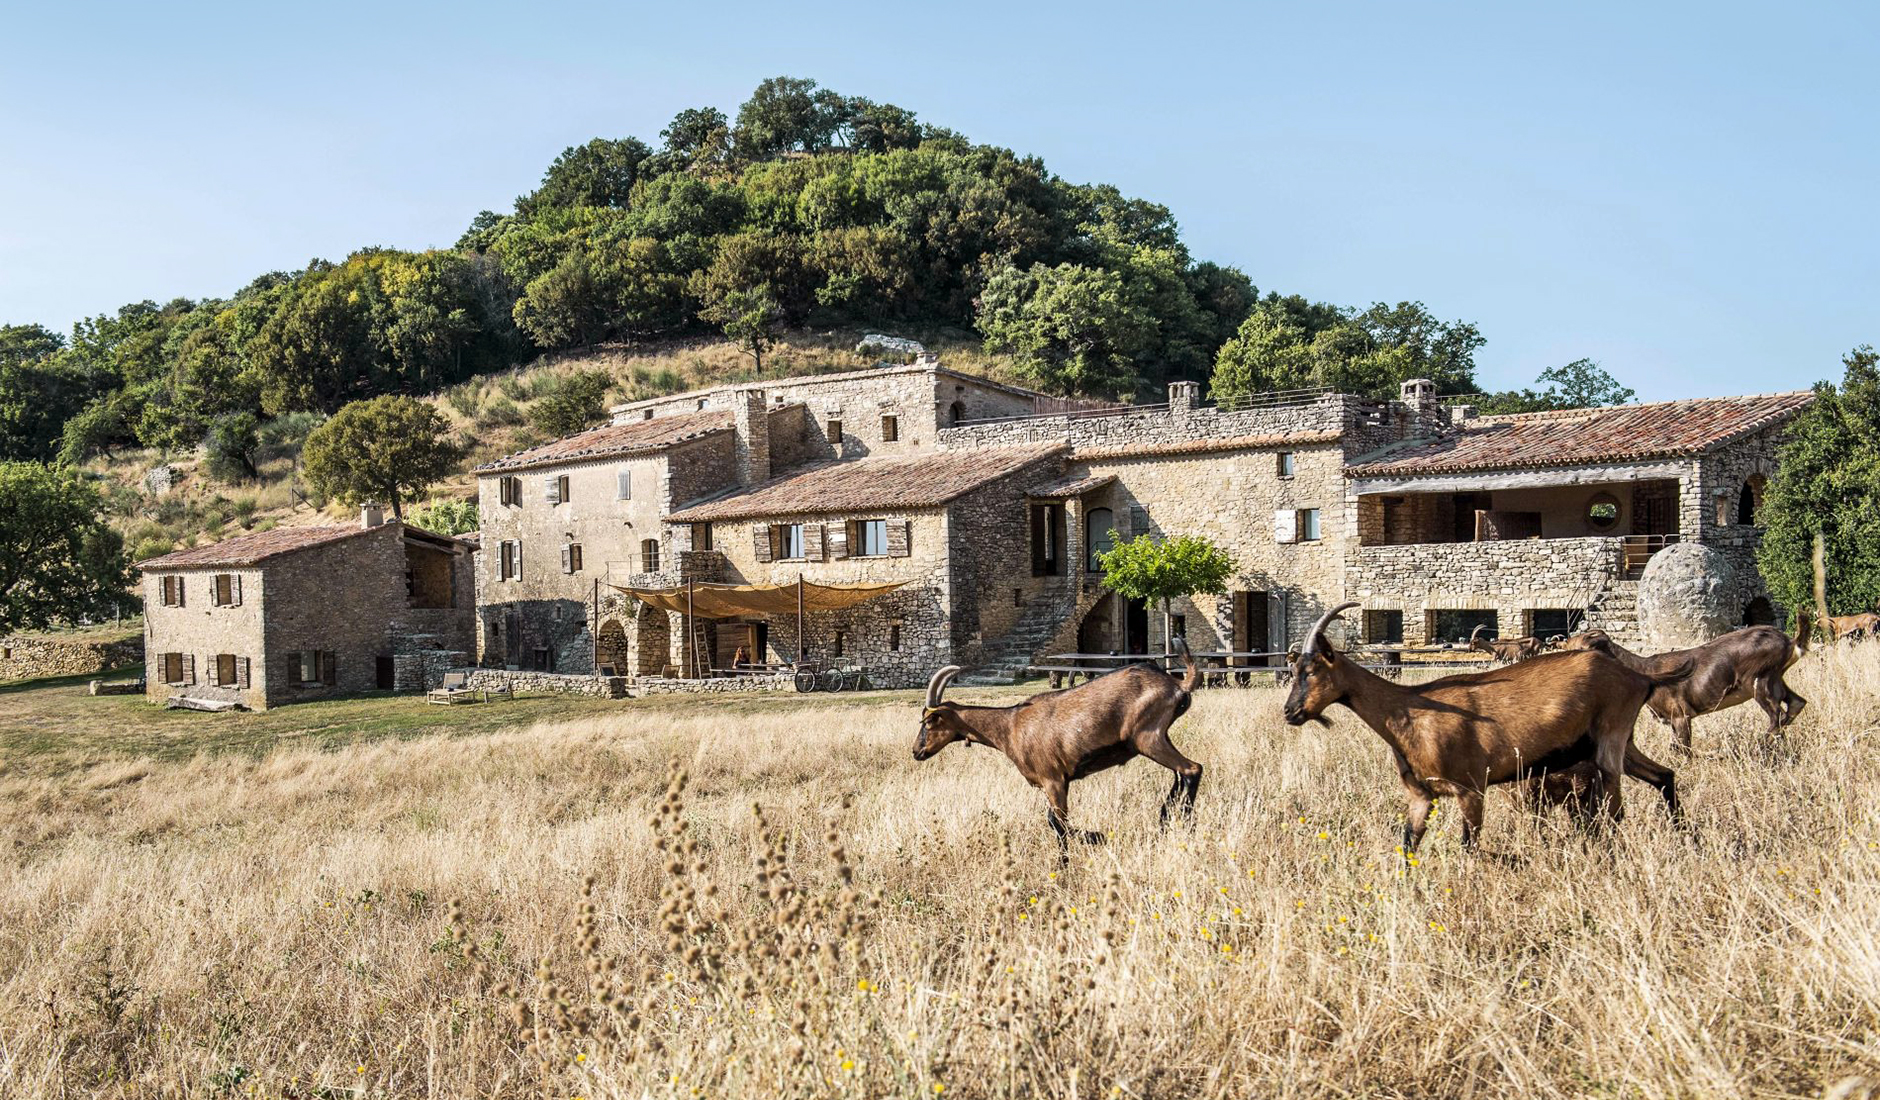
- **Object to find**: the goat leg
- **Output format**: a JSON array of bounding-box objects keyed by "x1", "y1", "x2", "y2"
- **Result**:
[
  {"x1": 1138, "y1": 734, "x2": 1204, "y2": 828},
  {"x1": 1456, "y1": 791, "x2": 1486, "y2": 851},
  {"x1": 1400, "y1": 785, "x2": 1435, "y2": 856}
]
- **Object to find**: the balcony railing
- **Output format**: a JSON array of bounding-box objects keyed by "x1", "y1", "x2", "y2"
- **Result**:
[{"x1": 1620, "y1": 534, "x2": 1679, "y2": 579}]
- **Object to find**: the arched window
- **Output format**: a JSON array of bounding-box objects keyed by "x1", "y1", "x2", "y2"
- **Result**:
[
  {"x1": 641, "y1": 538, "x2": 660, "y2": 573},
  {"x1": 1738, "y1": 475, "x2": 1766, "y2": 525},
  {"x1": 948, "y1": 400, "x2": 966, "y2": 426},
  {"x1": 1086, "y1": 507, "x2": 1115, "y2": 571}
]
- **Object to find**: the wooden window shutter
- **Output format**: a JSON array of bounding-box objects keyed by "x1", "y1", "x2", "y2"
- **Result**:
[
  {"x1": 238, "y1": 656, "x2": 251, "y2": 689},
  {"x1": 285, "y1": 652, "x2": 300, "y2": 684},
  {"x1": 544, "y1": 476, "x2": 561, "y2": 505},
  {"x1": 833, "y1": 522, "x2": 850, "y2": 559},
  {"x1": 207, "y1": 658, "x2": 219, "y2": 687},
  {"x1": 561, "y1": 545, "x2": 574, "y2": 574},
  {"x1": 754, "y1": 524, "x2": 773, "y2": 563},
  {"x1": 513, "y1": 540, "x2": 521, "y2": 577},
  {"x1": 804, "y1": 523, "x2": 825, "y2": 561},
  {"x1": 1274, "y1": 509, "x2": 1299, "y2": 544},
  {"x1": 183, "y1": 653, "x2": 196, "y2": 685},
  {"x1": 887, "y1": 520, "x2": 911, "y2": 557},
  {"x1": 321, "y1": 651, "x2": 337, "y2": 686},
  {"x1": 176, "y1": 576, "x2": 186, "y2": 607},
  {"x1": 231, "y1": 575, "x2": 242, "y2": 606},
  {"x1": 617, "y1": 470, "x2": 631, "y2": 499}
]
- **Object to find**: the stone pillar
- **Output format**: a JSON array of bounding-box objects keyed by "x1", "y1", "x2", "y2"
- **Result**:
[
  {"x1": 734, "y1": 389, "x2": 770, "y2": 487},
  {"x1": 1168, "y1": 381, "x2": 1200, "y2": 432},
  {"x1": 1399, "y1": 378, "x2": 1437, "y2": 425}
]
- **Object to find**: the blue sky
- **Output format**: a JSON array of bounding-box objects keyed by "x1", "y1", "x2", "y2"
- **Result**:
[{"x1": 3, "y1": 0, "x2": 1873, "y2": 400}]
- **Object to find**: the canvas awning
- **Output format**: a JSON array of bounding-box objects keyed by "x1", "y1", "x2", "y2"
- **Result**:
[{"x1": 608, "y1": 578, "x2": 905, "y2": 619}]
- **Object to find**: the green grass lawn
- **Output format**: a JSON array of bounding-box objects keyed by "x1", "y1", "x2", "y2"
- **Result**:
[{"x1": 0, "y1": 668, "x2": 1031, "y2": 778}]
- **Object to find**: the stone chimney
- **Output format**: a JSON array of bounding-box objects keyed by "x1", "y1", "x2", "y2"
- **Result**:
[
  {"x1": 733, "y1": 389, "x2": 771, "y2": 488},
  {"x1": 1167, "y1": 380, "x2": 1201, "y2": 410},
  {"x1": 361, "y1": 503, "x2": 385, "y2": 528}
]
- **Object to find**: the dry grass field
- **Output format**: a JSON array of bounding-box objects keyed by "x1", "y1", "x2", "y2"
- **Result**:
[{"x1": 2, "y1": 647, "x2": 1878, "y2": 1099}]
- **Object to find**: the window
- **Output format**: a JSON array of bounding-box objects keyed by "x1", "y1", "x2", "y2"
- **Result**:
[
  {"x1": 294, "y1": 650, "x2": 333, "y2": 686},
  {"x1": 1586, "y1": 492, "x2": 1621, "y2": 533},
  {"x1": 641, "y1": 538, "x2": 661, "y2": 573},
  {"x1": 617, "y1": 469, "x2": 632, "y2": 500},
  {"x1": 1013, "y1": 588, "x2": 1024, "y2": 608},
  {"x1": 828, "y1": 419, "x2": 843, "y2": 445},
  {"x1": 212, "y1": 573, "x2": 239, "y2": 606},
  {"x1": 880, "y1": 415, "x2": 899, "y2": 442},
  {"x1": 1738, "y1": 476, "x2": 1766, "y2": 524},
  {"x1": 697, "y1": 398, "x2": 708, "y2": 410},
  {"x1": 642, "y1": 409, "x2": 654, "y2": 420},
  {"x1": 214, "y1": 653, "x2": 237, "y2": 687},
  {"x1": 1528, "y1": 609, "x2": 1579, "y2": 639},
  {"x1": 692, "y1": 522, "x2": 713, "y2": 552},
  {"x1": 546, "y1": 474, "x2": 570, "y2": 505},
  {"x1": 1429, "y1": 610, "x2": 1497, "y2": 646},
  {"x1": 1169, "y1": 614, "x2": 1187, "y2": 643},
  {"x1": 1277, "y1": 452, "x2": 1296, "y2": 478},
  {"x1": 562, "y1": 544, "x2": 584, "y2": 573},
  {"x1": 1299, "y1": 508, "x2": 1322, "y2": 541},
  {"x1": 948, "y1": 400, "x2": 965, "y2": 426},
  {"x1": 163, "y1": 652, "x2": 185, "y2": 684},
  {"x1": 1364, "y1": 610, "x2": 1404, "y2": 645},
  {"x1": 499, "y1": 540, "x2": 521, "y2": 581},
  {"x1": 1085, "y1": 507, "x2": 1115, "y2": 571},
  {"x1": 533, "y1": 647, "x2": 554, "y2": 671},
  {"x1": 888, "y1": 624, "x2": 902, "y2": 652},
  {"x1": 160, "y1": 575, "x2": 184, "y2": 606},
  {"x1": 1031, "y1": 504, "x2": 1064, "y2": 576},
  {"x1": 498, "y1": 476, "x2": 522, "y2": 507},
  {"x1": 772, "y1": 524, "x2": 805, "y2": 560},
  {"x1": 831, "y1": 631, "x2": 845, "y2": 658},
  {"x1": 849, "y1": 518, "x2": 888, "y2": 557}
]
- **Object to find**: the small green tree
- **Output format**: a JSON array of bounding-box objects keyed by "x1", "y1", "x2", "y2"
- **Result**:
[
  {"x1": 301, "y1": 396, "x2": 463, "y2": 521},
  {"x1": 1096, "y1": 532, "x2": 1237, "y2": 656},
  {"x1": 0, "y1": 461, "x2": 132, "y2": 634},
  {"x1": 529, "y1": 370, "x2": 614, "y2": 437},
  {"x1": 699, "y1": 285, "x2": 783, "y2": 374},
  {"x1": 1758, "y1": 346, "x2": 1880, "y2": 615},
  {"x1": 408, "y1": 498, "x2": 479, "y2": 536}
]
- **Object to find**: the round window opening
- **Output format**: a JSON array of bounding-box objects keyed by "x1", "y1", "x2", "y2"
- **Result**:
[{"x1": 1586, "y1": 493, "x2": 1620, "y2": 533}]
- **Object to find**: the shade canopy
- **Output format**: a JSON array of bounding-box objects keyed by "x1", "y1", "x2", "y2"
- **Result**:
[{"x1": 609, "y1": 578, "x2": 904, "y2": 619}]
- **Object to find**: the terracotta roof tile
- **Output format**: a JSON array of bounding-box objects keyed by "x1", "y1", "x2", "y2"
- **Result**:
[
  {"x1": 1346, "y1": 392, "x2": 1814, "y2": 477},
  {"x1": 1076, "y1": 430, "x2": 1341, "y2": 461},
  {"x1": 475, "y1": 410, "x2": 731, "y2": 474},
  {"x1": 667, "y1": 444, "x2": 1065, "y2": 522},
  {"x1": 136, "y1": 524, "x2": 379, "y2": 570},
  {"x1": 1028, "y1": 473, "x2": 1115, "y2": 498}
]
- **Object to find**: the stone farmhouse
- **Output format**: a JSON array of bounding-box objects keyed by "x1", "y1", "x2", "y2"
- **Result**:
[
  {"x1": 136, "y1": 509, "x2": 475, "y2": 709},
  {"x1": 471, "y1": 355, "x2": 1813, "y2": 691}
]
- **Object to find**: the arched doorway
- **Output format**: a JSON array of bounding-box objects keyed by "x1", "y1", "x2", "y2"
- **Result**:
[
  {"x1": 1743, "y1": 596, "x2": 1777, "y2": 627},
  {"x1": 595, "y1": 619, "x2": 628, "y2": 674},
  {"x1": 1738, "y1": 475, "x2": 1766, "y2": 525},
  {"x1": 948, "y1": 400, "x2": 965, "y2": 426},
  {"x1": 634, "y1": 603, "x2": 671, "y2": 676},
  {"x1": 1077, "y1": 600, "x2": 1115, "y2": 654}
]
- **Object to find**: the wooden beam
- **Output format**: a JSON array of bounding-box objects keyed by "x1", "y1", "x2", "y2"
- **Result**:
[{"x1": 1350, "y1": 460, "x2": 1690, "y2": 497}]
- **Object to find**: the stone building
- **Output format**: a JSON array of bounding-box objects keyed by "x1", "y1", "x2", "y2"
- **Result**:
[
  {"x1": 471, "y1": 358, "x2": 1065, "y2": 680},
  {"x1": 136, "y1": 509, "x2": 475, "y2": 709},
  {"x1": 470, "y1": 356, "x2": 1812, "y2": 689}
]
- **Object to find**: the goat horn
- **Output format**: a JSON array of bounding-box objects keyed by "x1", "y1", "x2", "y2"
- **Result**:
[
  {"x1": 1470, "y1": 624, "x2": 1486, "y2": 642},
  {"x1": 1301, "y1": 601, "x2": 1361, "y2": 657},
  {"x1": 925, "y1": 665, "x2": 963, "y2": 709}
]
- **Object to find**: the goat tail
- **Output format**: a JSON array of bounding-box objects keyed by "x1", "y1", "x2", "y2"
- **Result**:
[{"x1": 1173, "y1": 635, "x2": 1200, "y2": 693}]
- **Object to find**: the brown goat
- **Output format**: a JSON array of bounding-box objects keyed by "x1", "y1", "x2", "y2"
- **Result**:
[
  {"x1": 1558, "y1": 616, "x2": 1809, "y2": 755},
  {"x1": 1285, "y1": 603, "x2": 1689, "y2": 852},
  {"x1": 1469, "y1": 623, "x2": 1544, "y2": 663},
  {"x1": 1822, "y1": 609, "x2": 1880, "y2": 642},
  {"x1": 913, "y1": 650, "x2": 1203, "y2": 859}
]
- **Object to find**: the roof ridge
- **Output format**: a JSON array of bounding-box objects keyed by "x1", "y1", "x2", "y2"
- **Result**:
[{"x1": 1470, "y1": 390, "x2": 1815, "y2": 425}]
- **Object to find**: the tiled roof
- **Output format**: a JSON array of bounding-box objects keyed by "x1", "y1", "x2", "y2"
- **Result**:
[
  {"x1": 1346, "y1": 392, "x2": 1815, "y2": 477},
  {"x1": 1076, "y1": 430, "x2": 1341, "y2": 461},
  {"x1": 136, "y1": 524, "x2": 379, "y2": 570},
  {"x1": 667, "y1": 444, "x2": 1065, "y2": 522},
  {"x1": 475, "y1": 410, "x2": 731, "y2": 474},
  {"x1": 1029, "y1": 473, "x2": 1115, "y2": 498}
]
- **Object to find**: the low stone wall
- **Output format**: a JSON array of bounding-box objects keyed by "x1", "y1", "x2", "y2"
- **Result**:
[
  {"x1": 457, "y1": 668, "x2": 624, "y2": 697},
  {"x1": 1348, "y1": 537, "x2": 1626, "y2": 644},
  {"x1": 2, "y1": 635, "x2": 144, "y2": 681},
  {"x1": 633, "y1": 673, "x2": 795, "y2": 695}
]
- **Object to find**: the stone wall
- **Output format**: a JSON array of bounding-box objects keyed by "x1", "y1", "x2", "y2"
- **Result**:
[
  {"x1": 1, "y1": 634, "x2": 143, "y2": 681},
  {"x1": 142, "y1": 562, "x2": 269, "y2": 709},
  {"x1": 635, "y1": 672, "x2": 795, "y2": 695},
  {"x1": 611, "y1": 364, "x2": 1039, "y2": 455},
  {"x1": 947, "y1": 454, "x2": 1071, "y2": 666},
  {"x1": 1695, "y1": 421, "x2": 1791, "y2": 622},
  {"x1": 261, "y1": 523, "x2": 410, "y2": 705},
  {"x1": 1347, "y1": 537, "x2": 1626, "y2": 644},
  {"x1": 459, "y1": 668, "x2": 622, "y2": 697}
]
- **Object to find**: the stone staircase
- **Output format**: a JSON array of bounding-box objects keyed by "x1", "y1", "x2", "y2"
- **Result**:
[
  {"x1": 959, "y1": 581, "x2": 1081, "y2": 685},
  {"x1": 1587, "y1": 576, "x2": 1641, "y2": 640}
]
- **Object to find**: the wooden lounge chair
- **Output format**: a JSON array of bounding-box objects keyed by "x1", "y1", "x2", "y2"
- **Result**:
[{"x1": 427, "y1": 672, "x2": 475, "y2": 705}]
